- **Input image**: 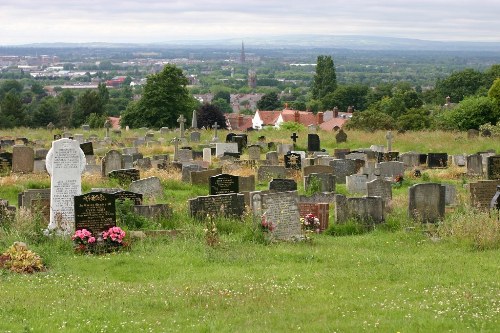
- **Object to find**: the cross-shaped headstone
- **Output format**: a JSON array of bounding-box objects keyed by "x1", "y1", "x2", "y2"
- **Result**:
[
  {"x1": 177, "y1": 115, "x2": 186, "y2": 138},
  {"x1": 104, "y1": 119, "x2": 112, "y2": 138},
  {"x1": 291, "y1": 132, "x2": 298, "y2": 143},
  {"x1": 47, "y1": 122, "x2": 55, "y2": 132},
  {"x1": 212, "y1": 122, "x2": 220, "y2": 141},
  {"x1": 171, "y1": 137, "x2": 181, "y2": 161},
  {"x1": 385, "y1": 131, "x2": 394, "y2": 152}
]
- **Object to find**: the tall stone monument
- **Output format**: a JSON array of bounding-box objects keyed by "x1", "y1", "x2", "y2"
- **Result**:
[{"x1": 45, "y1": 138, "x2": 86, "y2": 232}]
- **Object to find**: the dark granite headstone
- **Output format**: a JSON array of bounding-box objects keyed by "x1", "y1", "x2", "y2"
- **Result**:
[
  {"x1": 113, "y1": 190, "x2": 143, "y2": 205},
  {"x1": 74, "y1": 192, "x2": 116, "y2": 234},
  {"x1": 269, "y1": 178, "x2": 297, "y2": 192},
  {"x1": 189, "y1": 193, "x2": 245, "y2": 219},
  {"x1": 223, "y1": 152, "x2": 241, "y2": 159},
  {"x1": 427, "y1": 153, "x2": 448, "y2": 168},
  {"x1": 487, "y1": 155, "x2": 500, "y2": 180},
  {"x1": 377, "y1": 152, "x2": 399, "y2": 162},
  {"x1": 231, "y1": 136, "x2": 246, "y2": 153},
  {"x1": 225, "y1": 133, "x2": 236, "y2": 143},
  {"x1": 0, "y1": 152, "x2": 13, "y2": 170},
  {"x1": 284, "y1": 152, "x2": 301, "y2": 170},
  {"x1": 108, "y1": 168, "x2": 140, "y2": 185},
  {"x1": 209, "y1": 174, "x2": 239, "y2": 195},
  {"x1": 80, "y1": 142, "x2": 94, "y2": 156},
  {"x1": 307, "y1": 134, "x2": 320, "y2": 152},
  {"x1": 419, "y1": 154, "x2": 428, "y2": 165}
]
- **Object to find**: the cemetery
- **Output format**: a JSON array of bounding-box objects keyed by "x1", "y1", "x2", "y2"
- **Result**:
[{"x1": 1, "y1": 126, "x2": 500, "y2": 332}]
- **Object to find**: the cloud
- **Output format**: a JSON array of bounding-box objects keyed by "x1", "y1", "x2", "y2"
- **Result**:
[{"x1": 1, "y1": 0, "x2": 499, "y2": 44}]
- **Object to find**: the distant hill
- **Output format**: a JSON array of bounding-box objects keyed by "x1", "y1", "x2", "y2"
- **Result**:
[{"x1": 9, "y1": 35, "x2": 500, "y2": 52}]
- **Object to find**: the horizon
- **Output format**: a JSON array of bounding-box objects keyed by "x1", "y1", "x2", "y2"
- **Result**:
[{"x1": 1, "y1": 1, "x2": 500, "y2": 45}]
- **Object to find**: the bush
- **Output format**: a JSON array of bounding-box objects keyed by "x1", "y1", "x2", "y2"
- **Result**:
[{"x1": 0, "y1": 242, "x2": 45, "y2": 274}]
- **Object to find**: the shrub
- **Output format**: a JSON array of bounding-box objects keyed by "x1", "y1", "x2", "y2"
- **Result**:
[{"x1": 0, "y1": 242, "x2": 45, "y2": 273}]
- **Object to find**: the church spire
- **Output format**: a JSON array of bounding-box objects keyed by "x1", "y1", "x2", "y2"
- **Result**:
[{"x1": 240, "y1": 41, "x2": 245, "y2": 64}]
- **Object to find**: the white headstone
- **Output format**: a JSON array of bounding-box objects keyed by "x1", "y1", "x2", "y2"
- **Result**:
[
  {"x1": 203, "y1": 148, "x2": 212, "y2": 163},
  {"x1": 215, "y1": 143, "x2": 238, "y2": 157},
  {"x1": 45, "y1": 138, "x2": 86, "y2": 232}
]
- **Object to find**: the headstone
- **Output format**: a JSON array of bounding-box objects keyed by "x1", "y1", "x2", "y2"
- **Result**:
[
  {"x1": 443, "y1": 184, "x2": 457, "y2": 206},
  {"x1": 203, "y1": 148, "x2": 212, "y2": 164},
  {"x1": 366, "y1": 179, "x2": 392, "y2": 205},
  {"x1": 299, "y1": 192, "x2": 336, "y2": 204},
  {"x1": 129, "y1": 177, "x2": 163, "y2": 198},
  {"x1": 307, "y1": 134, "x2": 320, "y2": 152},
  {"x1": 108, "y1": 168, "x2": 140, "y2": 185},
  {"x1": 258, "y1": 165, "x2": 287, "y2": 182},
  {"x1": 486, "y1": 155, "x2": 500, "y2": 180},
  {"x1": 18, "y1": 189, "x2": 51, "y2": 221},
  {"x1": 333, "y1": 148, "x2": 350, "y2": 159},
  {"x1": 190, "y1": 168, "x2": 222, "y2": 186},
  {"x1": 73, "y1": 134, "x2": 84, "y2": 144},
  {"x1": 0, "y1": 152, "x2": 13, "y2": 170},
  {"x1": 12, "y1": 145, "x2": 34, "y2": 173},
  {"x1": 469, "y1": 180, "x2": 500, "y2": 209},
  {"x1": 101, "y1": 150, "x2": 123, "y2": 177},
  {"x1": 467, "y1": 154, "x2": 483, "y2": 176},
  {"x1": 209, "y1": 174, "x2": 240, "y2": 195},
  {"x1": 238, "y1": 175, "x2": 255, "y2": 193},
  {"x1": 269, "y1": 178, "x2": 297, "y2": 192},
  {"x1": 467, "y1": 129, "x2": 479, "y2": 139},
  {"x1": 74, "y1": 192, "x2": 116, "y2": 234},
  {"x1": 191, "y1": 109, "x2": 197, "y2": 129},
  {"x1": 399, "y1": 152, "x2": 420, "y2": 169},
  {"x1": 231, "y1": 136, "x2": 246, "y2": 153},
  {"x1": 178, "y1": 148, "x2": 193, "y2": 162},
  {"x1": 181, "y1": 164, "x2": 202, "y2": 183},
  {"x1": 346, "y1": 174, "x2": 368, "y2": 194},
  {"x1": 113, "y1": 190, "x2": 143, "y2": 205},
  {"x1": 419, "y1": 154, "x2": 428, "y2": 165},
  {"x1": 385, "y1": 131, "x2": 394, "y2": 152},
  {"x1": 303, "y1": 165, "x2": 334, "y2": 177},
  {"x1": 190, "y1": 131, "x2": 201, "y2": 142},
  {"x1": 189, "y1": 193, "x2": 245, "y2": 219},
  {"x1": 277, "y1": 143, "x2": 293, "y2": 155},
  {"x1": 45, "y1": 138, "x2": 86, "y2": 232},
  {"x1": 211, "y1": 122, "x2": 220, "y2": 142},
  {"x1": 265, "y1": 151, "x2": 279, "y2": 165},
  {"x1": 427, "y1": 153, "x2": 448, "y2": 168},
  {"x1": 408, "y1": 183, "x2": 446, "y2": 223},
  {"x1": 298, "y1": 202, "x2": 329, "y2": 232},
  {"x1": 284, "y1": 152, "x2": 301, "y2": 170},
  {"x1": 171, "y1": 137, "x2": 181, "y2": 161},
  {"x1": 290, "y1": 132, "x2": 299, "y2": 144},
  {"x1": 80, "y1": 142, "x2": 94, "y2": 156},
  {"x1": 177, "y1": 114, "x2": 187, "y2": 138},
  {"x1": 335, "y1": 129, "x2": 347, "y2": 143},
  {"x1": 330, "y1": 159, "x2": 357, "y2": 184},
  {"x1": 452, "y1": 155, "x2": 466, "y2": 167},
  {"x1": 304, "y1": 173, "x2": 336, "y2": 193},
  {"x1": 247, "y1": 145, "x2": 261, "y2": 161},
  {"x1": 335, "y1": 195, "x2": 385, "y2": 224},
  {"x1": 261, "y1": 191, "x2": 301, "y2": 240},
  {"x1": 215, "y1": 143, "x2": 238, "y2": 157},
  {"x1": 377, "y1": 161, "x2": 405, "y2": 179}
]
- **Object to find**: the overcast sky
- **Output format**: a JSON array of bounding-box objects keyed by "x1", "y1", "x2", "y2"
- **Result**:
[{"x1": 1, "y1": 0, "x2": 499, "y2": 44}]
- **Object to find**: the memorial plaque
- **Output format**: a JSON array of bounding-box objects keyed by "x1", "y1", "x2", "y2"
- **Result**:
[
  {"x1": 189, "y1": 193, "x2": 245, "y2": 219},
  {"x1": 269, "y1": 178, "x2": 297, "y2": 192},
  {"x1": 108, "y1": 168, "x2": 140, "y2": 185},
  {"x1": 307, "y1": 134, "x2": 320, "y2": 152},
  {"x1": 486, "y1": 155, "x2": 500, "y2": 180},
  {"x1": 80, "y1": 142, "x2": 94, "y2": 156},
  {"x1": 284, "y1": 152, "x2": 301, "y2": 170},
  {"x1": 209, "y1": 174, "x2": 240, "y2": 195},
  {"x1": 74, "y1": 192, "x2": 116, "y2": 234},
  {"x1": 113, "y1": 190, "x2": 143, "y2": 205}
]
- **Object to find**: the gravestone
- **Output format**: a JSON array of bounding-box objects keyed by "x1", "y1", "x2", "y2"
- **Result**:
[
  {"x1": 178, "y1": 149, "x2": 193, "y2": 162},
  {"x1": 211, "y1": 122, "x2": 220, "y2": 142},
  {"x1": 419, "y1": 154, "x2": 427, "y2": 165},
  {"x1": 190, "y1": 168, "x2": 222, "y2": 186},
  {"x1": 304, "y1": 173, "x2": 335, "y2": 193},
  {"x1": 378, "y1": 152, "x2": 399, "y2": 163},
  {"x1": 303, "y1": 165, "x2": 334, "y2": 177},
  {"x1": 269, "y1": 178, "x2": 297, "y2": 192},
  {"x1": 298, "y1": 202, "x2": 329, "y2": 232},
  {"x1": 189, "y1": 193, "x2": 245, "y2": 219},
  {"x1": 45, "y1": 138, "x2": 86, "y2": 232},
  {"x1": 366, "y1": 179, "x2": 392, "y2": 205},
  {"x1": 307, "y1": 134, "x2": 320, "y2": 152},
  {"x1": 427, "y1": 153, "x2": 448, "y2": 168},
  {"x1": 181, "y1": 164, "x2": 202, "y2": 182},
  {"x1": 330, "y1": 159, "x2": 357, "y2": 184},
  {"x1": 101, "y1": 150, "x2": 123, "y2": 177},
  {"x1": 335, "y1": 195, "x2": 385, "y2": 224},
  {"x1": 129, "y1": 177, "x2": 163, "y2": 198},
  {"x1": 467, "y1": 129, "x2": 479, "y2": 139},
  {"x1": 0, "y1": 152, "x2": 13, "y2": 170},
  {"x1": 80, "y1": 142, "x2": 94, "y2": 156},
  {"x1": 258, "y1": 165, "x2": 287, "y2": 182},
  {"x1": 452, "y1": 155, "x2": 466, "y2": 167},
  {"x1": 113, "y1": 190, "x2": 143, "y2": 205},
  {"x1": 466, "y1": 154, "x2": 483, "y2": 176},
  {"x1": 265, "y1": 151, "x2": 279, "y2": 165},
  {"x1": 299, "y1": 192, "x2": 336, "y2": 204},
  {"x1": 225, "y1": 133, "x2": 237, "y2": 143},
  {"x1": 486, "y1": 155, "x2": 500, "y2": 180},
  {"x1": 284, "y1": 152, "x2": 301, "y2": 170},
  {"x1": 408, "y1": 183, "x2": 446, "y2": 223},
  {"x1": 12, "y1": 145, "x2": 34, "y2": 173},
  {"x1": 190, "y1": 131, "x2": 201, "y2": 142},
  {"x1": 209, "y1": 174, "x2": 239, "y2": 195},
  {"x1": 385, "y1": 131, "x2": 394, "y2": 152},
  {"x1": 18, "y1": 189, "x2": 51, "y2": 222},
  {"x1": 247, "y1": 145, "x2": 261, "y2": 161},
  {"x1": 108, "y1": 168, "x2": 140, "y2": 186},
  {"x1": 203, "y1": 148, "x2": 212, "y2": 164},
  {"x1": 469, "y1": 180, "x2": 500, "y2": 209},
  {"x1": 290, "y1": 132, "x2": 299, "y2": 145},
  {"x1": 261, "y1": 191, "x2": 301, "y2": 240},
  {"x1": 177, "y1": 114, "x2": 187, "y2": 138},
  {"x1": 335, "y1": 129, "x2": 347, "y2": 143},
  {"x1": 215, "y1": 143, "x2": 238, "y2": 157},
  {"x1": 74, "y1": 192, "x2": 116, "y2": 235},
  {"x1": 443, "y1": 184, "x2": 457, "y2": 206},
  {"x1": 377, "y1": 161, "x2": 405, "y2": 178},
  {"x1": 399, "y1": 152, "x2": 420, "y2": 169},
  {"x1": 231, "y1": 135, "x2": 247, "y2": 153},
  {"x1": 346, "y1": 174, "x2": 368, "y2": 194},
  {"x1": 277, "y1": 143, "x2": 293, "y2": 155}
]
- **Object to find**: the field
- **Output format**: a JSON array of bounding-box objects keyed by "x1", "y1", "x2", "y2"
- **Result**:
[{"x1": 1, "y1": 128, "x2": 499, "y2": 332}]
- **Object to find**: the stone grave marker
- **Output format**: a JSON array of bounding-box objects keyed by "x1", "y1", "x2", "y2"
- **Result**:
[
  {"x1": 0, "y1": 152, "x2": 13, "y2": 171},
  {"x1": 101, "y1": 150, "x2": 123, "y2": 177},
  {"x1": 215, "y1": 143, "x2": 238, "y2": 157},
  {"x1": 303, "y1": 165, "x2": 334, "y2": 177},
  {"x1": 211, "y1": 122, "x2": 220, "y2": 142},
  {"x1": 129, "y1": 177, "x2": 163, "y2": 198},
  {"x1": 335, "y1": 129, "x2": 347, "y2": 143},
  {"x1": 265, "y1": 151, "x2": 279, "y2": 165},
  {"x1": 467, "y1": 154, "x2": 483, "y2": 176},
  {"x1": 307, "y1": 134, "x2": 320, "y2": 152},
  {"x1": 178, "y1": 148, "x2": 193, "y2": 162},
  {"x1": 231, "y1": 135, "x2": 247, "y2": 153},
  {"x1": 108, "y1": 168, "x2": 140, "y2": 186},
  {"x1": 419, "y1": 154, "x2": 428, "y2": 165},
  {"x1": 399, "y1": 152, "x2": 420, "y2": 169},
  {"x1": 190, "y1": 131, "x2": 201, "y2": 142},
  {"x1": 467, "y1": 129, "x2": 479, "y2": 138},
  {"x1": 486, "y1": 155, "x2": 500, "y2": 180},
  {"x1": 385, "y1": 131, "x2": 394, "y2": 152},
  {"x1": 261, "y1": 191, "x2": 301, "y2": 240},
  {"x1": 12, "y1": 145, "x2": 34, "y2": 173},
  {"x1": 18, "y1": 189, "x2": 51, "y2": 222},
  {"x1": 177, "y1": 114, "x2": 187, "y2": 138},
  {"x1": 247, "y1": 145, "x2": 261, "y2": 161},
  {"x1": 189, "y1": 193, "x2": 245, "y2": 219},
  {"x1": 335, "y1": 195, "x2": 385, "y2": 224},
  {"x1": 377, "y1": 161, "x2": 405, "y2": 178},
  {"x1": 284, "y1": 152, "x2": 301, "y2": 170},
  {"x1": 190, "y1": 168, "x2": 222, "y2": 186},
  {"x1": 113, "y1": 190, "x2": 143, "y2": 205},
  {"x1": 451, "y1": 155, "x2": 466, "y2": 167},
  {"x1": 45, "y1": 138, "x2": 86, "y2": 232},
  {"x1": 209, "y1": 174, "x2": 239, "y2": 195},
  {"x1": 408, "y1": 183, "x2": 446, "y2": 223},
  {"x1": 346, "y1": 174, "x2": 368, "y2": 194},
  {"x1": 298, "y1": 202, "x2": 329, "y2": 231},
  {"x1": 74, "y1": 192, "x2": 116, "y2": 234},
  {"x1": 469, "y1": 180, "x2": 500, "y2": 209},
  {"x1": 258, "y1": 165, "x2": 287, "y2": 182},
  {"x1": 427, "y1": 153, "x2": 448, "y2": 168},
  {"x1": 80, "y1": 142, "x2": 94, "y2": 156},
  {"x1": 181, "y1": 164, "x2": 203, "y2": 183},
  {"x1": 330, "y1": 159, "x2": 357, "y2": 184},
  {"x1": 238, "y1": 175, "x2": 256, "y2": 193},
  {"x1": 269, "y1": 178, "x2": 297, "y2": 192},
  {"x1": 443, "y1": 184, "x2": 456, "y2": 206},
  {"x1": 304, "y1": 173, "x2": 335, "y2": 193},
  {"x1": 366, "y1": 179, "x2": 392, "y2": 205}
]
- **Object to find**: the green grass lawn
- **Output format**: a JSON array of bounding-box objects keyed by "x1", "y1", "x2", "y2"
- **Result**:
[{"x1": 1, "y1": 229, "x2": 499, "y2": 333}]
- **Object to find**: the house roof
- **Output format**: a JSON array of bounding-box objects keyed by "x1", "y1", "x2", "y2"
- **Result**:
[
  {"x1": 108, "y1": 117, "x2": 121, "y2": 129},
  {"x1": 319, "y1": 117, "x2": 348, "y2": 131},
  {"x1": 256, "y1": 110, "x2": 282, "y2": 125},
  {"x1": 280, "y1": 109, "x2": 319, "y2": 126},
  {"x1": 225, "y1": 113, "x2": 253, "y2": 131}
]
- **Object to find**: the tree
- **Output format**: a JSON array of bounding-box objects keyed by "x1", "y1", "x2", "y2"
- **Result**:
[
  {"x1": 120, "y1": 64, "x2": 195, "y2": 129},
  {"x1": 72, "y1": 90, "x2": 105, "y2": 127},
  {"x1": 212, "y1": 98, "x2": 233, "y2": 114},
  {"x1": 488, "y1": 78, "x2": 500, "y2": 103},
  {"x1": 196, "y1": 103, "x2": 227, "y2": 129},
  {"x1": 213, "y1": 91, "x2": 231, "y2": 104},
  {"x1": 256, "y1": 92, "x2": 281, "y2": 110},
  {"x1": 31, "y1": 96, "x2": 58, "y2": 128},
  {"x1": 440, "y1": 96, "x2": 499, "y2": 130},
  {"x1": 0, "y1": 91, "x2": 26, "y2": 128},
  {"x1": 311, "y1": 55, "x2": 337, "y2": 101},
  {"x1": 434, "y1": 68, "x2": 485, "y2": 103},
  {"x1": 322, "y1": 84, "x2": 369, "y2": 111},
  {"x1": 396, "y1": 108, "x2": 432, "y2": 131},
  {"x1": 345, "y1": 109, "x2": 395, "y2": 132}
]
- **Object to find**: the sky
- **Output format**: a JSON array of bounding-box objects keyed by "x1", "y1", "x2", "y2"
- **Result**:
[{"x1": 1, "y1": 0, "x2": 500, "y2": 45}]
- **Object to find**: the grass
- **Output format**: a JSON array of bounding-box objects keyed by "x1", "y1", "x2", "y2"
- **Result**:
[{"x1": 1, "y1": 127, "x2": 500, "y2": 332}]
